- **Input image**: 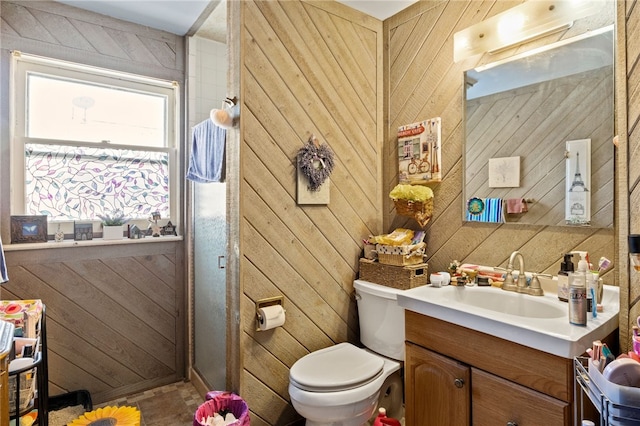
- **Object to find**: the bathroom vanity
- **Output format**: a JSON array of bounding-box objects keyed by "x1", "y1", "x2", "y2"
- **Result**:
[{"x1": 398, "y1": 285, "x2": 620, "y2": 426}]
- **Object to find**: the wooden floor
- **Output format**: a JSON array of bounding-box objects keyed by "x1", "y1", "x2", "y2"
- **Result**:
[
  {"x1": 97, "y1": 381, "x2": 204, "y2": 426},
  {"x1": 48, "y1": 380, "x2": 405, "y2": 426},
  {"x1": 49, "y1": 381, "x2": 204, "y2": 426}
]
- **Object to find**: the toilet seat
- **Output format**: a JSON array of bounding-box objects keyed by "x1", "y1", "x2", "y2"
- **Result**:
[{"x1": 289, "y1": 343, "x2": 384, "y2": 392}]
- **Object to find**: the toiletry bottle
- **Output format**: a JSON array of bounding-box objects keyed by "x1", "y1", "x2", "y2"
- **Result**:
[
  {"x1": 576, "y1": 251, "x2": 590, "y2": 273},
  {"x1": 586, "y1": 271, "x2": 598, "y2": 316},
  {"x1": 373, "y1": 408, "x2": 387, "y2": 426},
  {"x1": 569, "y1": 270, "x2": 587, "y2": 326},
  {"x1": 558, "y1": 253, "x2": 574, "y2": 302}
]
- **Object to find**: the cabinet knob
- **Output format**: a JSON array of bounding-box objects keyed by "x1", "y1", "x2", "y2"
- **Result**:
[
  {"x1": 454, "y1": 378, "x2": 464, "y2": 388},
  {"x1": 507, "y1": 422, "x2": 518, "y2": 426}
]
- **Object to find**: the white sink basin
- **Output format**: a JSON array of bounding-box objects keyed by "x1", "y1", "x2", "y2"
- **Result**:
[
  {"x1": 447, "y1": 287, "x2": 566, "y2": 319},
  {"x1": 396, "y1": 283, "x2": 619, "y2": 358}
]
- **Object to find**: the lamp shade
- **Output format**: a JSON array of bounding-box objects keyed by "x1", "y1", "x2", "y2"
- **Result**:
[{"x1": 210, "y1": 108, "x2": 233, "y2": 129}]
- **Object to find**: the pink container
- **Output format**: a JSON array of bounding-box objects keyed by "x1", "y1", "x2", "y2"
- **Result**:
[{"x1": 193, "y1": 391, "x2": 250, "y2": 426}]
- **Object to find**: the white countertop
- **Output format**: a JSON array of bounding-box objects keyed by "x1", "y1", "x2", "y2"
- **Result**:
[{"x1": 397, "y1": 283, "x2": 620, "y2": 359}]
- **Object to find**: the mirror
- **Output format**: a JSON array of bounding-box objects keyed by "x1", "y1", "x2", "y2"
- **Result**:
[{"x1": 462, "y1": 26, "x2": 614, "y2": 228}]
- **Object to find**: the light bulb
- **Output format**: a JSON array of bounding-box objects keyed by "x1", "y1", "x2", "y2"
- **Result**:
[{"x1": 210, "y1": 108, "x2": 233, "y2": 129}]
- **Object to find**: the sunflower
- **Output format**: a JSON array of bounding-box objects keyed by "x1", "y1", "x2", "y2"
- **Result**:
[{"x1": 68, "y1": 406, "x2": 140, "y2": 426}]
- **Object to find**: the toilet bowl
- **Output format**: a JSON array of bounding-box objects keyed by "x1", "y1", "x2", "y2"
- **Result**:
[{"x1": 288, "y1": 280, "x2": 405, "y2": 425}]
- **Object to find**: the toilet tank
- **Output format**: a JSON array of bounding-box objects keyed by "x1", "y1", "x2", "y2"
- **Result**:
[{"x1": 354, "y1": 280, "x2": 405, "y2": 361}]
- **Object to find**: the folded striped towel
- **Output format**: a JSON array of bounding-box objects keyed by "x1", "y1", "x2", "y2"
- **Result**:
[{"x1": 466, "y1": 198, "x2": 504, "y2": 223}]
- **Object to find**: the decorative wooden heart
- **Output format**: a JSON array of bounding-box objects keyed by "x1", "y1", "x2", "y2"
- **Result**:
[{"x1": 414, "y1": 212, "x2": 432, "y2": 228}]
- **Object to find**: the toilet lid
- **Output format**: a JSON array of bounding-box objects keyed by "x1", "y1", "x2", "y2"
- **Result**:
[{"x1": 289, "y1": 343, "x2": 384, "y2": 392}]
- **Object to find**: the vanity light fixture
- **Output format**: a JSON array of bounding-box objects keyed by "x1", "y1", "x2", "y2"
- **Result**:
[{"x1": 453, "y1": 0, "x2": 605, "y2": 62}]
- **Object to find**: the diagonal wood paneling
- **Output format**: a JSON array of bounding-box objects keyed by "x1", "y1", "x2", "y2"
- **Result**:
[
  {"x1": 0, "y1": 1, "x2": 183, "y2": 81},
  {"x1": 1, "y1": 242, "x2": 184, "y2": 402},
  {"x1": 385, "y1": 1, "x2": 615, "y2": 284},
  {"x1": 1, "y1": 0, "x2": 186, "y2": 404},
  {"x1": 238, "y1": 1, "x2": 383, "y2": 423}
]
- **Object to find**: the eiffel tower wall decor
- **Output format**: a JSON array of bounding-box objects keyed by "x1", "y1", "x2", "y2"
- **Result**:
[{"x1": 565, "y1": 139, "x2": 591, "y2": 225}]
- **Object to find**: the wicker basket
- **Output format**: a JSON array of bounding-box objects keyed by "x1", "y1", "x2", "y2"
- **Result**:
[
  {"x1": 359, "y1": 258, "x2": 428, "y2": 289},
  {"x1": 393, "y1": 197, "x2": 433, "y2": 228},
  {"x1": 376, "y1": 244, "x2": 425, "y2": 266},
  {"x1": 9, "y1": 367, "x2": 35, "y2": 415},
  {"x1": 377, "y1": 252, "x2": 424, "y2": 266}
]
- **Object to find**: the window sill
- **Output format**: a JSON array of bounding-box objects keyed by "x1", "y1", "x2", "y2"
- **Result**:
[{"x1": 3, "y1": 235, "x2": 183, "y2": 251}]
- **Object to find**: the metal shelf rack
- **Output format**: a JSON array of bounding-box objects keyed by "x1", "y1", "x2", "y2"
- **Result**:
[
  {"x1": 574, "y1": 356, "x2": 640, "y2": 426},
  {"x1": 8, "y1": 305, "x2": 48, "y2": 426}
]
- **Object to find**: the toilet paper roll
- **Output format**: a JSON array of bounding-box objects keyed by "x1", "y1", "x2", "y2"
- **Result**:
[{"x1": 257, "y1": 305, "x2": 286, "y2": 331}]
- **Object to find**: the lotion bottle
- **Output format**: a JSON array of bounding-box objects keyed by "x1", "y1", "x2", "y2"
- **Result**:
[
  {"x1": 576, "y1": 251, "x2": 590, "y2": 272},
  {"x1": 558, "y1": 253, "x2": 574, "y2": 302}
]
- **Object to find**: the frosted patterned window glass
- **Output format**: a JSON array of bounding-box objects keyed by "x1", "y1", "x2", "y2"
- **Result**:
[
  {"x1": 27, "y1": 74, "x2": 167, "y2": 147},
  {"x1": 25, "y1": 144, "x2": 170, "y2": 221}
]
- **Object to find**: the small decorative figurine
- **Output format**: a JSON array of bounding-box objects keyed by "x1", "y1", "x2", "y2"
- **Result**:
[
  {"x1": 147, "y1": 212, "x2": 162, "y2": 237},
  {"x1": 54, "y1": 224, "x2": 65, "y2": 242},
  {"x1": 162, "y1": 221, "x2": 177, "y2": 236},
  {"x1": 128, "y1": 224, "x2": 144, "y2": 239}
]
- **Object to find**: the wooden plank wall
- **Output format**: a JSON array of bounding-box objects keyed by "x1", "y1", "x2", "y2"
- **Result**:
[
  {"x1": 465, "y1": 66, "x2": 614, "y2": 228},
  {"x1": 385, "y1": 1, "x2": 615, "y2": 282},
  {"x1": 623, "y1": 0, "x2": 640, "y2": 352},
  {"x1": 1, "y1": 242, "x2": 184, "y2": 403},
  {"x1": 237, "y1": 1, "x2": 383, "y2": 424},
  {"x1": 0, "y1": 1, "x2": 186, "y2": 403}
]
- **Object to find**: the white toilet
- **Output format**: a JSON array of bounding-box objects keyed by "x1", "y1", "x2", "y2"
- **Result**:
[{"x1": 288, "y1": 279, "x2": 405, "y2": 426}]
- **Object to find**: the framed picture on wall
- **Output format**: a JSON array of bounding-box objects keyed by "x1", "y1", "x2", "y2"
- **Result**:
[
  {"x1": 565, "y1": 138, "x2": 591, "y2": 225},
  {"x1": 10, "y1": 215, "x2": 48, "y2": 244},
  {"x1": 398, "y1": 117, "x2": 442, "y2": 185}
]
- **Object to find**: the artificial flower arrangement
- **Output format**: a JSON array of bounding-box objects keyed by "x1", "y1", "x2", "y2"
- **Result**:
[
  {"x1": 389, "y1": 184, "x2": 434, "y2": 227},
  {"x1": 389, "y1": 184, "x2": 433, "y2": 202},
  {"x1": 97, "y1": 209, "x2": 129, "y2": 226}
]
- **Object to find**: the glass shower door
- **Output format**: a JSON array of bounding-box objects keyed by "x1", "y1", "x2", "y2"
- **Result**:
[{"x1": 193, "y1": 181, "x2": 226, "y2": 389}]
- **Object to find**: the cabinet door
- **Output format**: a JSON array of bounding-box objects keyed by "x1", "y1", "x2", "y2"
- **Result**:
[
  {"x1": 405, "y1": 342, "x2": 471, "y2": 426},
  {"x1": 472, "y1": 368, "x2": 570, "y2": 426}
]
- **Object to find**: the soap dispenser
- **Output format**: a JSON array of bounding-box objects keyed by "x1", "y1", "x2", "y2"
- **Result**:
[
  {"x1": 558, "y1": 253, "x2": 574, "y2": 302},
  {"x1": 575, "y1": 251, "x2": 590, "y2": 272}
]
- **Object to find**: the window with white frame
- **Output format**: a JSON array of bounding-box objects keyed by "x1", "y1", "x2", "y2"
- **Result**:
[{"x1": 10, "y1": 52, "x2": 179, "y2": 227}]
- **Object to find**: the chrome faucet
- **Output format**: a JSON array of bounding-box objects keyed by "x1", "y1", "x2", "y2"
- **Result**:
[
  {"x1": 529, "y1": 273, "x2": 552, "y2": 296},
  {"x1": 502, "y1": 251, "x2": 526, "y2": 292}
]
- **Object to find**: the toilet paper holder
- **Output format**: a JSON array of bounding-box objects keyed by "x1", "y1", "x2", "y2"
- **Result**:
[{"x1": 256, "y1": 296, "x2": 284, "y2": 331}]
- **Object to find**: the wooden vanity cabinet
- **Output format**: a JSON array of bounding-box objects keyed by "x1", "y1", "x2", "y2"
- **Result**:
[
  {"x1": 405, "y1": 342, "x2": 470, "y2": 425},
  {"x1": 405, "y1": 310, "x2": 573, "y2": 426},
  {"x1": 472, "y1": 367, "x2": 569, "y2": 425}
]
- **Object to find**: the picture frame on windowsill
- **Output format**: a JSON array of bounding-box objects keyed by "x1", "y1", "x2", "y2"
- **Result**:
[
  {"x1": 74, "y1": 222, "x2": 93, "y2": 241},
  {"x1": 10, "y1": 215, "x2": 48, "y2": 244}
]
